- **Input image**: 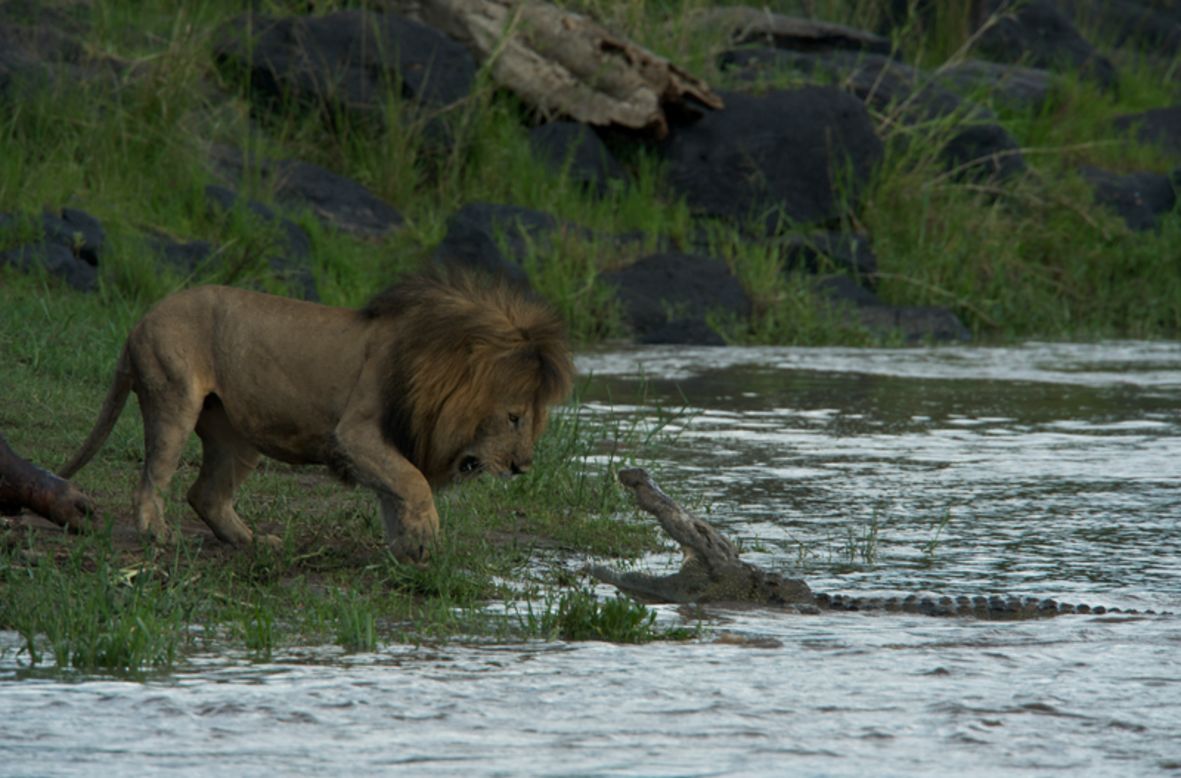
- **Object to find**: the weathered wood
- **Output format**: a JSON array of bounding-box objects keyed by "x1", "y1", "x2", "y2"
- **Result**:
[
  {"x1": 391, "y1": 0, "x2": 723, "y2": 136},
  {"x1": 0, "y1": 433, "x2": 93, "y2": 531},
  {"x1": 590, "y1": 468, "x2": 816, "y2": 608}
]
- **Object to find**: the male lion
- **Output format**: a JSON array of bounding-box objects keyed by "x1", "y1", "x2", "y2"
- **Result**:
[{"x1": 59, "y1": 272, "x2": 573, "y2": 563}]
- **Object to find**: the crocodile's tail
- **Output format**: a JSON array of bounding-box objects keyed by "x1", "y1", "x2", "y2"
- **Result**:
[
  {"x1": 815, "y1": 592, "x2": 1161, "y2": 619},
  {"x1": 59, "y1": 346, "x2": 133, "y2": 478}
]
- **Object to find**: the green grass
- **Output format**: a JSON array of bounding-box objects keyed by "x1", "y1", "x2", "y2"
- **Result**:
[
  {"x1": 3, "y1": 0, "x2": 1181, "y2": 673},
  {"x1": 3, "y1": 0, "x2": 1179, "y2": 342},
  {"x1": 0, "y1": 268, "x2": 686, "y2": 672}
]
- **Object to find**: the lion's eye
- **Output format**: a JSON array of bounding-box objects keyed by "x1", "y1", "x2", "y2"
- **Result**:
[{"x1": 508, "y1": 413, "x2": 521, "y2": 427}]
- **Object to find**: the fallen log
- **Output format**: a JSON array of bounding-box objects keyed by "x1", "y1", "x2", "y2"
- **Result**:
[
  {"x1": 0, "y1": 433, "x2": 93, "y2": 531},
  {"x1": 592, "y1": 468, "x2": 1161, "y2": 619},
  {"x1": 390, "y1": 0, "x2": 723, "y2": 137}
]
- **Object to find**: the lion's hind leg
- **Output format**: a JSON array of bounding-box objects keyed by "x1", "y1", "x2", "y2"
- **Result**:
[
  {"x1": 134, "y1": 391, "x2": 204, "y2": 545},
  {"x1": 187, "y1": 398, "x2": 271, "y2": 547}
]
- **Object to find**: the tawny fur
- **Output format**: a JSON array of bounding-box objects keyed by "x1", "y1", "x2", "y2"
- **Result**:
[{"x1": 60, "y1": 272, "x2": 573, "y2": 563}]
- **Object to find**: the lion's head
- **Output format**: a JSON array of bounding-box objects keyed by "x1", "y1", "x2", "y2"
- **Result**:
[{"x1": 362, "y1": 271, "x2": 574, "y2": 488}]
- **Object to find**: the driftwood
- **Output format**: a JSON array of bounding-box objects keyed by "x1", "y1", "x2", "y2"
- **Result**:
[
  {"x1": 0, "y1": 433, "x2": 93, "y2": 531},
  {"x1": 589, "y1": 468, "x2": 817, "y2": 609},
  {"x1": 390, "y1": 0, "x2": 723, "y2": 137}
]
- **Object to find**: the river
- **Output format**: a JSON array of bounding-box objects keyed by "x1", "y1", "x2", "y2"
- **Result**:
[{"x1": 2, "y1": 342, "x2": 1179, "y2": 776}]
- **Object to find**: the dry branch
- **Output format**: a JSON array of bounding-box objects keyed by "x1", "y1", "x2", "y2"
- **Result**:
[{"x1": 391, "y1": 0, "x2": 723, "y2": 136}]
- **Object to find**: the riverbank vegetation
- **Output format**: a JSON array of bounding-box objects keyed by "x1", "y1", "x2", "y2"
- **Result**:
[
  {"x1": 2, "y1": 0, "x2": 1180, "y2": 671},
  {"x1": 1, "y1": 1, "x2": 1179, "y2": 341}
]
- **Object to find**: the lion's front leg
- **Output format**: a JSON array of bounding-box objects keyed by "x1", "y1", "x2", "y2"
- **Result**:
[{"x1": 333, "y1": 417, "x2": 439, "y2": 565}]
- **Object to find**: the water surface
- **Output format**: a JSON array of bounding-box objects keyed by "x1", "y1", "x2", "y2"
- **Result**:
[{"x1": 3, "y1": 342, "x2": 1179, "y2": 776}]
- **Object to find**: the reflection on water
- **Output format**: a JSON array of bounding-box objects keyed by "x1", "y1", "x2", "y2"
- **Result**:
[{"x1": 3, "y1": 342, "x2": 1180, "y2": 776}]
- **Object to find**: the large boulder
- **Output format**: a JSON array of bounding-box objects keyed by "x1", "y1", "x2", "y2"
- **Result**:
[
  {"x1": 1057, "y1": 0, "x2": 1181, "y2": 59},
  {"x1": 937, "y1": 60, "x2": 1057, "y2": 111},
  {"x1": 432, "y1": 202, "x2": 572, "y2": 284},
  {"x1": 779, "y1": 231, "x2": 877, "y2": 279},
  {"x1": 0, "y1": 17, "x2": 121, "y2": 100},
  {"x1": 720, "y1": 48, "x2": 1025, "y2": 180},
  {"x1": 601, "y1": 252, "x2": 750, "y2": 345},
  {"x1": 201, "y1": 185, "x2": 318, "y2": 299},
  {"x1": 1079, "y1": 167, "x2": 1178, "y2": 231},
  {"x1": 0, "y1": 209, "x2": 103, "y2": 292},
  {"x1": 528, "y1": 121, "x2": 628, "y2": 196},
  {"x1": 816, "y1": 276, "x2": 971, "y2": 343},
  {"x1": 214, "y1": 10, "x2": 475, "y2": 116},
  {"x1": 973, "y1": 0, "x2": 1117, "y2": 89},
  {"x1": 1113, "y1": 106, "x2": 1181, "y2": 158},
  {"x1": 269, "y1": 159, "x2": 403, "y2": 238},
  {"x1": 663, "y1": 87, "x2": 883, "y2": 229}
]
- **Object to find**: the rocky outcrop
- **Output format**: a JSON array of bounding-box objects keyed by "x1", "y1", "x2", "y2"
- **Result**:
[
  {"x1": 528, "y1": 122, "x2": 628, "y2": 196},
  {"x1": 719, "y1": 48, "x2": 1025, "y2": 180},
  {"x1": 664, "y1": 87, "x2": 883, "y2": 227},
  {"x1": 973, "y1": 0, "x2": 1117, "y2": 89},
  {"x1": 601, "y1": 252, "x2": 751, "y2": 345},
  {"x1": 1114, "y1": 106, "x2": 1181, "y2": 158},
  {"x1": 1079, "y1": 166, "x2": 1179, "y2": 232},
  {"x1": 0, "y1": 209, "x2": 102, "y2": 292},
  {"x1": 214, "y1": 10, "x2": 476, "y2": 115},
  {"x1": 431, "y1": 202, "x2": 585, "y2": 284}
]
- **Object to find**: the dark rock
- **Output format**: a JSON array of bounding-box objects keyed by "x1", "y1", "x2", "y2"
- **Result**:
[
  {"x1": 0, "y1": 19, "x2": 120, "y2": 100},
  {"x1": 149, "y1": 236, "x2": 215, "y2": 275},
  {"x1": 0, "y1": 208, "x2": 103, "y2": 292},
  {"x1": 1057, "y1": 0, "x2": 1181, "y2": 59},
  {"x1": 41, "y1": 208, "x2": 103, "y2": 266},
  {"x1": 0, "y1": 241, "x2": 97, "y2": 292},
  {"x1": 779, "y1": 231, "x2": 877, "y2": 279},
  {"x1": 528, "y1": 121, "x2": 628, "y2": 196},
  {"x1": 433, "y1": 203, "x2": 561, "y2": 283},
  {"x1": 942, "y1": 123, "x2": 1025, "y2": 180},
  {"x1": 937, "y1": 60, "x2": 1057, "y2": 110},
  {"x1": 1113, "y1": 106, "x2": 1181, "y2": 158},
  {"x1": 208, "y1": 146, "x2": 403, "y2": 238},
  {"x1": 664, "y1": 87, "x2": 883, "y2": 227},
  {"x1": 816, "y1": 275, "x2": 972, "y2": 342},
  {"x1": 270, "y1": 159, "x2": 403, "y2": 238},
  {"x1": 720, "y1": 49, "x2": 1024, "y2": 180},
  {"x1": 601, "y1": 252, "x2": 750, "y2": 345},
  {"x1": 214, "y1": 11, "x2": 475, "y2": 116},
  {"x1": 815, "y1": 275, "x2": 881, "y2": 308},
  {"x1": 699, "y1": 6, "x2": 893, "y2": 56},
  {"x1": 858, "y1": 304, "x2": 973, "y2": 343},
  {"x1": 203, "y1": 184, "x2": 318, "y2": 299},
  {"x1": 974, "y1": 0, "x2": 1117, "y2": 90},
  {"x1": 1079, "y1": 166, "x2": 1177, "y2": 231}
]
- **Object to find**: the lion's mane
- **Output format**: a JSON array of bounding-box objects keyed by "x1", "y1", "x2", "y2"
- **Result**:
[{"x1": 361, "y1": 271, "x2": 574, "y2": 486}]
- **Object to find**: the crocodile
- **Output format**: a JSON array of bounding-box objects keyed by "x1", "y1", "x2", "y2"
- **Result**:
[{"x1": 588, "y1": 469, "x2": 1164, "y2": 620}]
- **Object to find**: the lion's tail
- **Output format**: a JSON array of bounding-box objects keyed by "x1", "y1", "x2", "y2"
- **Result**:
[{"x1": 59, "y1": 346, "x2": 133, "y2": 478}]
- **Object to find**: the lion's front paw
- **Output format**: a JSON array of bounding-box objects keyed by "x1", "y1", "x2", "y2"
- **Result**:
[
  {"x1": 389, "y1": 535, "x2": 431, "y2": 567},
  {"x1": 140, "y1": 521, "x2": 175, "y2": 546}
]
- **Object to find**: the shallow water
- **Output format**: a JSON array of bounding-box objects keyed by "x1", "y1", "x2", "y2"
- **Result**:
[{"x1": 3, "y1": 342, "x2": 1180, "y2": 776}]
